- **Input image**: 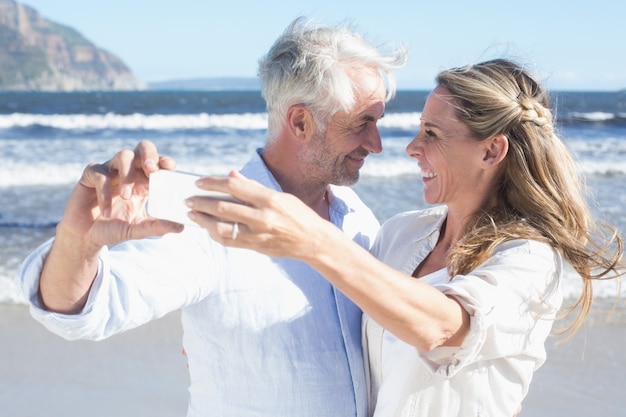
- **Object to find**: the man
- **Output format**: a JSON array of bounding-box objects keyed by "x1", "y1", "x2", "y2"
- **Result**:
[{"x1": 18, "y1": 17, "x2": 407, "y2": 417}]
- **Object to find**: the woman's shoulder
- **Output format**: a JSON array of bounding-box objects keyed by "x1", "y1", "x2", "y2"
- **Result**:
[
  {"x1": 374, "y1": 206, "x2": 447, "y2": 248},
  {"x1": 382, "y1": 205, "x2": 448, "y2": 228},
  {"x1": 493, "y1": 238, "x2": 558, "y2": 258}
]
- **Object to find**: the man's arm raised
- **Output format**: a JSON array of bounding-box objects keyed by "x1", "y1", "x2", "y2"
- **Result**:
[{"x1": 39, "y1": 140, "x2": 183, "y2": 313}]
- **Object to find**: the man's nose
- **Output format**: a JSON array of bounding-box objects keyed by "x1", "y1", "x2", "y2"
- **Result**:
[{"x1": 363, "y1": 128, "x2": 383, "y2": 154}]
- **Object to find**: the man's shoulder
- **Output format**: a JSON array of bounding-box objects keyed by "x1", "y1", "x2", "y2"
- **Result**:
[
  {"x1": 329, "y1": 185, "x2": 368, "y2": 209},
  {"x1": 239, "y1": 151, "x2": 282, "y2": 191},
  {"x1": 329, "y1": 185, "x2": 380, "y2": 248},
  {"x1": 328, "y1": 185, "x2": 378, "y2": 226}
]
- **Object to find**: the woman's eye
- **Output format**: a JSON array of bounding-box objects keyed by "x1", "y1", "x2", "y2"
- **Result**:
[{"x1": 425, "y1": 129, "x2": 437, "y2": 138}]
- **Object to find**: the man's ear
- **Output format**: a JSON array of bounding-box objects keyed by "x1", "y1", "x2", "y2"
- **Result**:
[
  {"x1": 287, "y1": 105, "x2": 316, "y2": 140},
  {"x1": 483, "y1": 134, "x2": 509, "y2": 167}
]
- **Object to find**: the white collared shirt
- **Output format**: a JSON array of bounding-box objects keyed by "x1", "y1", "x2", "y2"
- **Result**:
[{"x1": 17, "y1": 149, "x2": 380, "y2": 417}]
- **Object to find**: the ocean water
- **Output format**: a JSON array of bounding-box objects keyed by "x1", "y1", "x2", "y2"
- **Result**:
[{"x1": 1, "y1": 90, "x2": 625, "y2": 304}]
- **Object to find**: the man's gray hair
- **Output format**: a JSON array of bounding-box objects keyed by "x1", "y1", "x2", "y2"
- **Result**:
[{"x1": 258, "y1": 17, "x2": 408, "y2": 140}]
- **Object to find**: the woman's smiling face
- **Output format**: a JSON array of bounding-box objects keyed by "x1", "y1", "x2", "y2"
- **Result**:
[{"x1": 406, "y1": 85, "x2": 491, "y2": 209}]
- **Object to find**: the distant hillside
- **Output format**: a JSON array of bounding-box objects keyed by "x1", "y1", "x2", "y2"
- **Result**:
[
  {"x1": 0, "y1": 0, "x2": 146, "y2": 91},
  {"x1": 149, "y1": 77, "x2": 260, "y2": 91}
]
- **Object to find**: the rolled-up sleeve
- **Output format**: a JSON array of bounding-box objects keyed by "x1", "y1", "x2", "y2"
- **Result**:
[
  {"x1": 16, "y1": 228, "x2": 223, "y2": 341},
  {"x1": 419, "y1": 239, "x2": 563, "y2": 376}
]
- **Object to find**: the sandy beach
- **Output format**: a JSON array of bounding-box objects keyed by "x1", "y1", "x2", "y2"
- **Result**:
[
  {"x1": 1, "y1": 305, "x2": 189, "y2": 417},
  {"x1": 1, "y1": 301, "x2": 625, "y2": 417},
  {"x1": 523, "y1": 299, "x2": 626, "y2": 416}
]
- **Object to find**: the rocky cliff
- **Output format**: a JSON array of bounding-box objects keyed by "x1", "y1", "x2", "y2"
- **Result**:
[{"x1": 0, "y1": 0, "x2": 146, "y2": 91}]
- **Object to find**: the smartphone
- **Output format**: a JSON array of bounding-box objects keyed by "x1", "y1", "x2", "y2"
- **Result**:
[{"x1": 147, "y1": 170, "x2": 239, "y2": 226}]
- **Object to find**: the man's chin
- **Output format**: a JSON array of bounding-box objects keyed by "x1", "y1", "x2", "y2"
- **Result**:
[{"x1": 333, "y1": 172, "x2": 360, "y2": 186}]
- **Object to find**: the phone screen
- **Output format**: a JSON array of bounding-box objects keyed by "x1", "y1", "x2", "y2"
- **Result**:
[{"x1": 147, "y1": 170, "x2": 238, "y2": 226}]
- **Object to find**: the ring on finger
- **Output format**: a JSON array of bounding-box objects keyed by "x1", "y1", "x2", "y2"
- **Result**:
[{"x1": 231, "y1": 222, "x2": 239, "y2": 240}]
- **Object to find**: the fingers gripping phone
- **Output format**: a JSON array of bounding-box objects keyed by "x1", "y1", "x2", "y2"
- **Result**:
[{"x1": 147, "y1": 170, "x2": 239, "y2": 226}]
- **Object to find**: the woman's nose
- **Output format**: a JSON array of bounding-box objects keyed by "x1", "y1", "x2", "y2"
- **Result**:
[{"x1": 406, "y1": 134, "x2": 423, "y2": 158}]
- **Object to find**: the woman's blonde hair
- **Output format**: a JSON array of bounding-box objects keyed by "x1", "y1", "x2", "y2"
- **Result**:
[{"x1": 440, "y1": 59, "x2": 623, "y2": 338}]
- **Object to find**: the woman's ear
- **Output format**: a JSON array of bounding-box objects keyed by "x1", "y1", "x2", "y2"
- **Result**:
[
  {"x1": 482, "y1": 134, "x2": 509, "y2": 167},
  {"x1": 287, "y1": 105, "x2": 316, "y2": 141}
]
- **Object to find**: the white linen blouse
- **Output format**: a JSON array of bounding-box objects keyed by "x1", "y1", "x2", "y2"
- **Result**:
[{"x1": 364, "y1": 205, "x2": 563, "y2": 417}]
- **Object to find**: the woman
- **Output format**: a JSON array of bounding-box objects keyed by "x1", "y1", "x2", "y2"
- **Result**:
[{"x1": 189, "y1": 59, "x2": 624, "y2": 416}]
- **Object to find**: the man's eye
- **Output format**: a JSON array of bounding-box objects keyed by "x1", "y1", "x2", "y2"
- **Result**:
[
  {"x1": 425, "y1": 129, "x2": 437, "y2": 138},
  {"x1": 355, "y1": 121, "x2": 370, "y2": 132}
]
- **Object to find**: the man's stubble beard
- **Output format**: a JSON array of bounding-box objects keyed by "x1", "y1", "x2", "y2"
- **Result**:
[{"x1": 298, "y1": 130, "x2": 363, "y2": 187}]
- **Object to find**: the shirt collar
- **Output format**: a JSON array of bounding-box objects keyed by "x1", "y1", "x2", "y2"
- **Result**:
[
  {"x1": 240, "y1": 148, "x2": 352, "y2": 217},
  {"x1": 411, "y1": 205, "x2": 448, "y2": 244}
]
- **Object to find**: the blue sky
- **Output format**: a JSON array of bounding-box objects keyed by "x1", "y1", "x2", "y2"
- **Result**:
[{"x1": 21, "y1": 0, "x2": 626, "y2": 91}]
